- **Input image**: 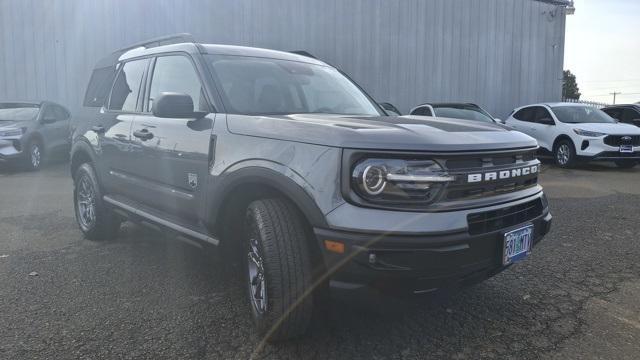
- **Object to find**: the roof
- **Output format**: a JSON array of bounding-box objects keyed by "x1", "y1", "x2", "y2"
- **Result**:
[
  {"x1": 415, "y1": 102, "x2": 479, "y2": 108},
  {"x1": 200, "y1": 44, "x2": 327, "y2": 66},
  {"x1": 601, "y1": 104, "x2": 640, "y2": 109},
  {"x1": 96, "y1": 34, "x2": 329, "y2": 68}
]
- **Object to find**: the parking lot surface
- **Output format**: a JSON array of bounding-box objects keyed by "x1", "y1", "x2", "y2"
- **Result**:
[{"x1": 1, "y1": 161, "x2": 639, "y2": 359}]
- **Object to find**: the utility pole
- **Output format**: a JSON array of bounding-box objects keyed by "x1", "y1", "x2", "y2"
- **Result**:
[{"x1": 610, "y1": 91, "x2": 621, "y2": 104}]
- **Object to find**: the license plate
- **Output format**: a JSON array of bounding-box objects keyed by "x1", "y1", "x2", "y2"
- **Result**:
[
  {"x1": 502, "y1": 225, "x2": 533, "y2": 265},
  {"x1": 620, "y1": 145, "x2": 633, "y2": 153}
]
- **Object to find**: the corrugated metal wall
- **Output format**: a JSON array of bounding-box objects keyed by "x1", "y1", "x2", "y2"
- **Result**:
[{"x1": 0, "y1": 0, "x2": 566, "y2": 118}]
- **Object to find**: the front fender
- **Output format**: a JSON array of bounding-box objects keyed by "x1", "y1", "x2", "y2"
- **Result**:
[{"x1": 207, "y1": 160, "x2": 330, "y2": 230}]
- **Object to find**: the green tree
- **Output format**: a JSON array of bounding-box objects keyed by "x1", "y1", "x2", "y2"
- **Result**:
[{"x1": 562, "y1": 70, "x2": 581, "y2": 100}]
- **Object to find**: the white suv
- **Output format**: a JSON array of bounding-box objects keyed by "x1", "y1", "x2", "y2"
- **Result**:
[{"x1": 505, "y1": 103, "x2": 640, "y2": 168}]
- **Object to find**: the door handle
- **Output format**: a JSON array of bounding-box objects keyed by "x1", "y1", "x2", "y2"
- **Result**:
[
  {"x1": 92, "y1": 125, "x2": 106, "y2": 133},
  {"x1": 133, "y1": 129, "x2": 154, "y2": 140}
]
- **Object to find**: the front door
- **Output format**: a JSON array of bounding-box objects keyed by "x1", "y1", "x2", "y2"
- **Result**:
[
  {"x1": 99, "y1": 58, "x2": 149, "y2": 199},
  {"x1": 129, "y1": 54, "x2": 214, "y2": 223},
  {"x1": 527, "y1": 106, "x2": 556, "y2": 151}
]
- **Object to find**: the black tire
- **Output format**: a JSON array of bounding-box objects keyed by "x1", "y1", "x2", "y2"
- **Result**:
[
  {"x1": 244, "y1": 198, "x2": 313, "y2": 341},
  {"x1": 554, "y1": 139, "x2": 576, "y2": 168},
  {"x1": 614, "y1": 160, "x2": 637, "y2": 169},
  {"x1": 73, "y1": 163, "x2": 120, "y2": 241},
  {"x1": 24, "y1": 139, "x2": 44, "y2": 171}
]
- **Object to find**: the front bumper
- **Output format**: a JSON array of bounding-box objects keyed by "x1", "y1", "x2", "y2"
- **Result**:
[
  {"x1": 575, "y1": 137, "x2": 640, "y2": 160},
  {"x1": 315, "y1": 192, "x2": 552, "y2": 299},
  {"x1": 0, "y1": 139, "x2": 24, "y2": 162}
]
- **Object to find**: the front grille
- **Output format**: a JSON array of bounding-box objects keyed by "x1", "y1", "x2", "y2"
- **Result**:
[
  {"x1": 467, "y1": 198, "x2": 543, "y2": 235},
  {"x1": 442, "y1": 150, "x2": 540, "y2": 201},
  {"x1": 604, "y1": 135, "x2": 640, "y2": 146}
]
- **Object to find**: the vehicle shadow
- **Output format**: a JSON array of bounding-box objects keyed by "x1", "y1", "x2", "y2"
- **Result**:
[
  {"x1": 0, "y1": 152, "x2": 69, "y2": 174},
  {"x1": 104, "y1": 222, "x2": 560, "y2": 359}
]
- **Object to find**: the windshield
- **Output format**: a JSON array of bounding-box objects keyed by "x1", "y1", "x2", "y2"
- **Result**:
[
  {"x1": 551, "y1": 106, "x2": 616, "y2": 124},
  {"x1": 0, "y1": 103, "x2": 40, "y2": 121},
  {"x1": 208, "y1": 55, "x2": 381, "y2": 116},
  {"x1": 433, "y1": 105, "x2": 495, "y2": 123}
]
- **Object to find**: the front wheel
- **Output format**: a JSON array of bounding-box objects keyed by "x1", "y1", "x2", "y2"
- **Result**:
[
  {"x1": 614, "y1": 160, "x2": 637, "y2": 169},
  {"x1": 244, "y1": 198, "x2": 314, "y2": 341},
  {"x1": 73, "y1": 163, "x2": 121, "y2": 240},
  {"x1": 24, "y1": 140, "x2": 43, "y2": 171},
  {"x1": 554, "y1": 140, "x2": 576, "y2": 168}
]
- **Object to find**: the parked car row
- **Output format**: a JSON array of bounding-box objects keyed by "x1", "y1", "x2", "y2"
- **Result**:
[
  {"x1": 402, "y1": 101, "x2": 640, "y2": 169},
  {"x1": 0, "y1": 101, "x2": 71, "y2": 170}
]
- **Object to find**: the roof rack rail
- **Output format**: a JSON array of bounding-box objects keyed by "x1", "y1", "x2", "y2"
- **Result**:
[
  {"x1": 289, "y1": 50, "x2": 317, "y2": 59},
  {"x1": 113, "y1": 33, "x2": 195, "y2": 54}
]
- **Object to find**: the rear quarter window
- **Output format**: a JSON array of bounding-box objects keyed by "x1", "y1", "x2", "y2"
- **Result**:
[{"x1": 83, "y1": 66, "x2": 117, "y2": 107}]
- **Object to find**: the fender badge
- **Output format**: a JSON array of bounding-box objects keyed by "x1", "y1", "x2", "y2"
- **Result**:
[{"x1": 188, "y1": 173, "x2": 198, "y2": 189}]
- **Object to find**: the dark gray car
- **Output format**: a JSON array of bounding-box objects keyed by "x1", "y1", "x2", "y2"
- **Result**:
[
  {"x1": 0, "y1": 101, "x2": 71, "y2": 170},
  {"x1": 70, "y1": 35, "x2": 552, "y2": 341}
]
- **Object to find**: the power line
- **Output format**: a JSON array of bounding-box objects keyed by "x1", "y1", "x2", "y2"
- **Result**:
[{"x1": 581, "y1": 78, "x2": 640, "y2": 83}]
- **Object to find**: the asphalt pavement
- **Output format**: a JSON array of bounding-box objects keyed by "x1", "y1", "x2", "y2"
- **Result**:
[{"x1": 1, "y1": 160, "x2": 639, "y2": 359}]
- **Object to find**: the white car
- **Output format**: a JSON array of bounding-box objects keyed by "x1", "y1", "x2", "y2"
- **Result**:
[{"x1": 505, "y1": 103, "x2": 640, "y2": 168}]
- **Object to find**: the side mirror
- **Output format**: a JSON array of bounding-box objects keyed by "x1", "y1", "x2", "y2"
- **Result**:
[
  {"x1": 379, "y1": 102, "x2": 401, "y2": 116},
  {"x1": 539, "y1": 117, "x2": 554, "y2": 125},
  {"x1": 494, "y1": 118, "x2": 505, "y2": 124},
  {"x1": 152, "y1": 92, "x2": 196, "y2": 118},
  {"x1": 41, "y1": 115, "x2": 57, "y2": 124}
]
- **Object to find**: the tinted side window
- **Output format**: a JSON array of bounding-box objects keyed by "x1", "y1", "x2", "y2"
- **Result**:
[
  {"x1": 533, "y1": 106, "x2": 553, "y2": 123},
  {"x1": 108, "y1": 59, "x2": 149, "y2": 112},
  {"x1": 53, "y1": 105, "x2": 70, "y2": 120},
  {"x1": 513, "y1": 107, "x2": 534, "y2": 122},
  {"x1": 602, "y1": 108, "x2": 622, "y2": 120},
  {"x1": 411, "y1": 107, "x2": 433, "y2": 116},
  {"x1": 621, "y1": 109, "x2": 640, "y2": 123},
  {"x1": 148, "y1": 55, "x2": 208, "y2": 112},
  {"x1": 83, "y1": 66, "x2": 117, "y2": 107}
]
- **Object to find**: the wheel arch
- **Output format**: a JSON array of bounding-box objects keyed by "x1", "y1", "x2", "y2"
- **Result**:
[
  {"x1": 70, "y1": 140, "x2": 98, "y2": 178},
  {"x1": 552, "y1": 134, "x2": 575, "y2": 151},
  {"x1": 208, "y1": 165, "x2": 328, "y2": 237}
]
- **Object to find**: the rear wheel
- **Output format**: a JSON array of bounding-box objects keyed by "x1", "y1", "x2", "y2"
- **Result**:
[
  {"x1": 73, "y1": 163, "x2": 121, "y2": 240},
  {"x1": 614, "y1": 160, "x2": 637, "y2": 169},
  {"x1": 554, "y1": 140, "x2": 576, "y2": 168},
  {"x1": 243, "y1": 198, "x2": 313, "y2": 341}
]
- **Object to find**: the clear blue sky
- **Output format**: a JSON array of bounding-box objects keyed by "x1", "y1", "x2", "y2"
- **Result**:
[{"x1": 564, "y1": 0, "x2": 640, "y2": 104}]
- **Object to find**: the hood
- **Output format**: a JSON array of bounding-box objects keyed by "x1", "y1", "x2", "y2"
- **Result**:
[
  {"x1": 569, "y1": 122, "x2": 640, "y2": 135},
  {"x1": 0, "y1": 121, "x2": 22, "y2": 130},
  {"x1": 227, "y1": 114, "x2": 538, "y2": 151}
]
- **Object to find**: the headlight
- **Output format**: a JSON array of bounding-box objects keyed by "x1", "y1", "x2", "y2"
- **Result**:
[
  {"x1": 0, "y1": 128, "x2": 24, "y2": 138},
  {"x1": 351, "y1": 158, "x2": 454, "y2": 204},
  {"x1": 573, "y1": 129, "x2": 605, "y2": 137}
]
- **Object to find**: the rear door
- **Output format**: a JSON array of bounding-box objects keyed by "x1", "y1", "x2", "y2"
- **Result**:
[{"x1": 129, "y1": 54, "x2": 215, "y2": 222}]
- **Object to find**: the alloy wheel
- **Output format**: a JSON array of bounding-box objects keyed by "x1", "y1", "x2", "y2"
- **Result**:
[
  {"x1": 247, "y1": 229, "x2": 267, "y2": 314},
  {"x1": 30, "y1": 144, "x2": 41, "y2": 168},
  {"x1": 556, "y1": 144, "x2": 570, "y2": 165},
  {"x1": 76, "y1": 174, "x2": 96, "y2": 229}
]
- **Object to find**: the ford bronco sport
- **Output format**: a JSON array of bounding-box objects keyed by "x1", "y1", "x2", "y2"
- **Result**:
[{"x1": 71, "y1": 34, "x2": 552, "y2": 340}]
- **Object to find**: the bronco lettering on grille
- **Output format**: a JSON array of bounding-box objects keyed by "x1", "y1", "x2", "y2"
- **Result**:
[{"x1": 467, "y1": 165, "x2": 539, "y2": 183}]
